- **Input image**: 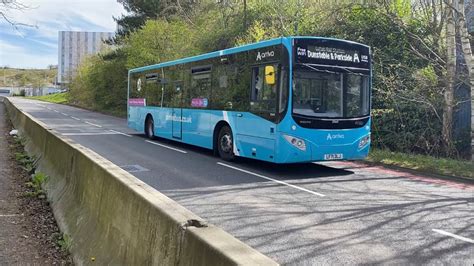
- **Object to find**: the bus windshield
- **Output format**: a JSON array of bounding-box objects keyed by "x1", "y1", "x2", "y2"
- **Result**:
[{"x1": 293, "y1": 69, "x2": 370, "y2": 118}]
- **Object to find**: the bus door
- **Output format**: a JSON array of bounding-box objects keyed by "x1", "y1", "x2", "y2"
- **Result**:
[{"x1": 172, "y1": 82, "x2": 183, "y2": 139}]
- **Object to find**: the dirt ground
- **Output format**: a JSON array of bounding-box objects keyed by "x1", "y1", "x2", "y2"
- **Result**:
[{"x1": 0, "y1": 99, "x2": 72, "y2": 265}]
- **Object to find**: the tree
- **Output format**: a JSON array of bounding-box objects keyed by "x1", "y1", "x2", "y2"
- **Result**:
[
  {"x1": 0, "y1": 0, "x2": 35, "y2": 30},
  {"x1": 114, "y1": 0, "x2": 198, "y2": 41},
  {"x1": 455, "y1": 0, "x2": 474, "y2": 160},
  {"x1": 444, "y1": 0, "x2": 456, "y2": 156}
]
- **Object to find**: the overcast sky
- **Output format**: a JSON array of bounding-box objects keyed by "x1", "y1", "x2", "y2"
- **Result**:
[{"x1": 0, "y1": 0, "x2": 126, "y2": 69}]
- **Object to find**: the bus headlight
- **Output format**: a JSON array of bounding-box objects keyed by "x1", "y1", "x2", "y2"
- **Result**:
[
  {"x1": 358, "y1": 134, "x2": 371, "y2": 149},
  {"x1": 283, "y1": 134, "x2": 306, "y2": 151}
]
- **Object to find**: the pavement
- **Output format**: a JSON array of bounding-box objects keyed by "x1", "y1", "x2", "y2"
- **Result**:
[{"x1": 6, "y1": 97, "x2": 474, "y2": 265}]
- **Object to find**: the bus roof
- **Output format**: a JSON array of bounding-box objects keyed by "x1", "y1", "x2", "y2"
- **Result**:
[{"x1": 129, "y1": 36, "x2": 369, "y2": 74}]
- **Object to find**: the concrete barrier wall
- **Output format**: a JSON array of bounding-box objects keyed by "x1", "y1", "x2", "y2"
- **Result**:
[{"x1": 4, "y1": 98, "x2": 277, "y2": 266}]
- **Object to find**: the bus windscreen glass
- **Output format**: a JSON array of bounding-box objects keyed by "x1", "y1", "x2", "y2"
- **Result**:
[{"x1": 293, "y1": 70, "x2": 370, "y2": 118}]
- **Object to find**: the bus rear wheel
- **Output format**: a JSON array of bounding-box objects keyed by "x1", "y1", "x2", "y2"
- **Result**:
[
  {"x1": 145, "y1": 116, "x2": 155, "y2": 140},
  {"x1": 217, "y1": 125, "x2": 235, "y2": 161}
]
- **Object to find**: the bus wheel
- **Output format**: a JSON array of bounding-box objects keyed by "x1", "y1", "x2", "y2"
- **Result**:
[
  {"x1": 145, "y1": 116, "x2": 155, "y2": 140},
  {"x1": 218, "y1": 125, "x2": 235, "y2": 161}
]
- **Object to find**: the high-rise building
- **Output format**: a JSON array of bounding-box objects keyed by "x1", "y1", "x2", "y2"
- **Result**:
[
  {"x1": 57, "y1": 31, "x2": 114, "y2": 84},
  {"x1": 466, "y1": 0, "x2": 474, "y2": 33}
]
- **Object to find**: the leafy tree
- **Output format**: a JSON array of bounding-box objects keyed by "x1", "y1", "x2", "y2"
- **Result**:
[
  {"x1": 114, "y1": 0, "x2": 198, "y2": 40},
  {"x1": 123, "y1": 19, "x2": 201, "y2": 69},
  {"x1": 69, "y1": 52, "x2": 128, "y2": 116}
]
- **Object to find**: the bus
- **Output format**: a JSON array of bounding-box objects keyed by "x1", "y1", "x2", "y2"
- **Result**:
[{"x1": 128, "y1": 36, "x2": 371, "y2": 163}]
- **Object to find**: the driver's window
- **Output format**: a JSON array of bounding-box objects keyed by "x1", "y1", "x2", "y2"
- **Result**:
[{"x1": 250, "y1": 65, "x2": 277, "y2": 113}]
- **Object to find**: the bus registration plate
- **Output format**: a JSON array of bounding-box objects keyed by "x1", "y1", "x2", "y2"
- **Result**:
[{"x1": 324, "y1": 153, "x2": 343, "y2": 160}]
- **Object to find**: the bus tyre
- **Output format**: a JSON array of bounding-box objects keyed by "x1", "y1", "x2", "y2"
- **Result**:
[
  {"x1": 218, "y1": 126, "x2": 235, "y2": 161},
  {"x1": 145, "y1": 116, "x2": 155, "y2": 140}
]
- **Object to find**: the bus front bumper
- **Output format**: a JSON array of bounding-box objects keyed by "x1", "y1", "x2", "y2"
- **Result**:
[{"x1": 276, "y1": 133, "x2": 370, "y2": 163}]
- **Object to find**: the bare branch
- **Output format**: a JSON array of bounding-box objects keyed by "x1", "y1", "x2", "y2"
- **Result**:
[{"x1": 0, "y1": 0, "x2": 37, "y2": 30}]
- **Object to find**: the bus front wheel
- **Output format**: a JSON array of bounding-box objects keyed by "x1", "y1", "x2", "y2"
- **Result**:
[
  {"x1": 145, "y1": 116, "x2": 155, "y2": 140},
  {"x1": 217, "y1": 125, "x2": 235, "y2": 161}
]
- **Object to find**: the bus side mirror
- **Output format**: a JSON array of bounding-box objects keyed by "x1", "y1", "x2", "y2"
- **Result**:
[{"x1": 265, "y1": 66, "x2": 276, "y2": 85}]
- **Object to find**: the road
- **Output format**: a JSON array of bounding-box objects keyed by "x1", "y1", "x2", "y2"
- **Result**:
[{"x1": 5, "y1": 97, "x2": 474, "y2": 265}]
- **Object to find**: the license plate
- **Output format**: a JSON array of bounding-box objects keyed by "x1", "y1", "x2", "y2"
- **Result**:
[{"x1": 324, "y1": 153, "x2": 343, "y2": 160}]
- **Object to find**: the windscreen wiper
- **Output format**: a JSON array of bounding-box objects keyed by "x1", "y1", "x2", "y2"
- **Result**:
[{"x1": 298, "y1": 63, "x2": 367, "y2": 76}]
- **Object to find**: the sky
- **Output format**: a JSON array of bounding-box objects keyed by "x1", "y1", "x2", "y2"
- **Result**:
[{"x1": 0, "y1": 0, "x2": 126, "y2": 69}]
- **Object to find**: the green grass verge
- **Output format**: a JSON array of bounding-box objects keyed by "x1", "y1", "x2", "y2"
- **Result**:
[
  {"x1": 367, "y1": 149, "x2": 474, "y2": 179},
  {"x1": 27, "y1": 92, "x2": 126, "y2": 117},
  {"x1": 28, "y1": 92, "x2": 69, "y2": 104}
]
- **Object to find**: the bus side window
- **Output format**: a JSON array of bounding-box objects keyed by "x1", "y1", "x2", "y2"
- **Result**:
[
  {"x1": 250, "y1": 65, "x2": 277, "y2": 113},
  {"x1": 130, "y1": 73, "x2": 141, "y2": 98},
  {"x1": 190, "y1": 66, "x2": 211, "y2": 109},
  {"x1": 211, "y1": 63, "x2": 232, "y2": 109},
  {"x1": 278, "y1": 68, "x2": 288, "y2": 114}
]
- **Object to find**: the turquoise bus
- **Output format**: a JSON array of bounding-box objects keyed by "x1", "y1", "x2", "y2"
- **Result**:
[{"x1": 128, "y1": 36, "x2": 371, "y2": 163}]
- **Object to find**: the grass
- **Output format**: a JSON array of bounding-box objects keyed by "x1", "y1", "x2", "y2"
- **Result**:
[
  {"x1": 11, "y1": 135, "x2": 49, "y2": 197},
  {"x1": 56, "y1": 233, "x2": 72, "y2": 253},
  {"x1": 367, "y1": 149, "x2": 474, "y2": 179},
  {"x1": 25, "y1": 172, "x2": 48, "y2": 197},
  {"x1": 28, "y1": 92, "x2": 127, "y2": 118},
  {"x1": 28, "y1": 92, "x2": 69, "y2": 104},
  {"x1": 13, "y1": 136, "x2": 37, "y2": 174},
  {"x1": 0, "y1": 67, "x2": 56, "y2": 88}
]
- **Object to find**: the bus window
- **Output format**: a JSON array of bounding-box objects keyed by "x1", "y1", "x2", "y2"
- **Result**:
[
  {"x1": 212, "y1": 63, "x2": 232, "y2": 109},
  {"x1": 278, "y1": 67, "x2": 288, "y2": 115},
  {"x1": 190, "y1": 65, "x2": 211, "y2": 109},
  {"x1": 250, "y1": 65, "x2": 277, "y2": 113}
]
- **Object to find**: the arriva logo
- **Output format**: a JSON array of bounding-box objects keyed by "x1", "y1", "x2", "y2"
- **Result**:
[
  {"x1": 256, "y1": 50, "x2": 275, "y2": 61},
  {"x1": 353, "y1": 52, "x2": 360, "y2": 63},
  {"x1": 327, "y1": 133, "x2": 344, "y2": 141}
]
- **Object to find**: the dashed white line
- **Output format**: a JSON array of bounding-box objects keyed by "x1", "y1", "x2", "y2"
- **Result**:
[
  {"x1": 432, "y1": 229, "x2": 474, "y2": 243},
  {"x1": 0, "y1": 214, "x2": 23, "y2": 217},
  {"x1": 71, "y1": 116, "x2": 81, "y2": 121},
  {"x1": 61, "y1": 112, "x2": 68, "y2": 116},
  {"x1": 109, "y1": 130, "x2": 132, "y2": 137},
  {"x1": 62, "y1": 132, "x2": 118, "y2": 136},
  {"x1": 85, "y1": 121, "x2": 102, "y2": 128},
  {"x1": 145, "y1": 140, "x2": 187, "y2": 154},
  {"x1": 53, "y1": 110, "x2": 59, "y2": 113},
  {"x1": 217, "y1": 162, "x2": 326, "y2": 197}
]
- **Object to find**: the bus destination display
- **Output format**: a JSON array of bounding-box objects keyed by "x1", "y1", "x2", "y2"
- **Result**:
[{"x1": 294, "y1": 39, "x2": 370, "y2": 69}]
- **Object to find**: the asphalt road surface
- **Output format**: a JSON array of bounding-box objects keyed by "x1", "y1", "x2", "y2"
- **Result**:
[{"x1": 5, "y1": 97, "x2": 473, "y2": 265}]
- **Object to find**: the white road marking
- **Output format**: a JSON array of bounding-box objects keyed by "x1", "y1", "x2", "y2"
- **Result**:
[
  {"x1": 217, "y1": 162, "x2": 326, "y2": 197},
  {"x1": 432, "y1": 229, "x2": 474, "y2": 243},
  {"x1": 61, "y1": 132, "x2": 118, "y2": 136},
  {"x1": 109, "y1": 130, "x2": 132, "y2": 137},
  {"x1": 61, "y1": 112, "x2": 68, "y2": 116},
  {"x1": 145, "y1": 140, "x2": 187, "y2": 154},
  {"x1": 0, "y1": 214, "x2": 23, "y2": 217},
  {"x1": 53, "y1": 110, "x2": 59, "y2": 113},
  {"x1": 71, "y1": 116, "x2": 81, "y2": 121},
  {"x1": 85, "y1": 121, "x2": 102, "y2": 128}
]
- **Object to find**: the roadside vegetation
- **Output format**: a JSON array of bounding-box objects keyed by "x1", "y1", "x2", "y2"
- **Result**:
[
  {"x1": 8, "y1": 130, "x2": 72, "y2": 263},
  {"x1": 12, "y1": 136, "x2": 49, "y2": 197},
  {"x1": 0, "y1": 67, "x2": 56, "y2": 88},
  {"x1": 28, "y1": 92, "x2": 68, "y2": 104},
  {"x1": 368, "y1": 149, "x2": 474, "y2": 179}
]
